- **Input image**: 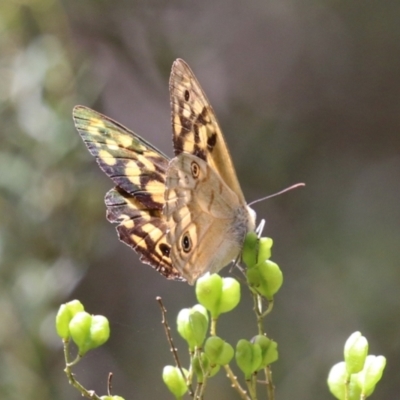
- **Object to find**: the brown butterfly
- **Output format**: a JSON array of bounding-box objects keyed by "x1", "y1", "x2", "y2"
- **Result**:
[{"x1": 73, "y1": 59, "x2": 256, "y2": 284}]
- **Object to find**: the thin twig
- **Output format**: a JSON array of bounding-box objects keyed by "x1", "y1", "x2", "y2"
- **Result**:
[
  {"x1": 107, "y1": 373, "x2": 113, "y2": 396},
  {"x1": 224, "y1": 365, "x2": 251, "y2": 400},
  {"x1": 156, "y1": 296, "x2": 194, "y2": 396},
  {"x1": 265, "y1": 366, "x2": 275, "y2": 400}
]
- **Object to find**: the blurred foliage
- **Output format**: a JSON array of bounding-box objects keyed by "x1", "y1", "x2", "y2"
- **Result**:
[{"x1": 1, "y1": 0, "x2": 400, "y2": 399}]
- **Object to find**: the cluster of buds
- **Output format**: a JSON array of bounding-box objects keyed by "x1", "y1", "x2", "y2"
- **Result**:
[
  {"x1": 56, "y1": 300, "x2": 110, "y2": 357},
  {"x1": 328, "y1": 332, "x2": 386, "y2": 399},
  {"x1": 163, "y1": 233, "x2": 281, "y2": 398}
]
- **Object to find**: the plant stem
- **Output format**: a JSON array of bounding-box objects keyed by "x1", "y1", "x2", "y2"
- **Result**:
[
  {"x1": 265, "y1": 366, "x2": 275, "y2": 400},
  {"x1": 253, "y1": 294, "x2": 274, "y2": 335},
  {"x1": 344, "y1": 374, "x2": 350, "y2": 400},
  {"x1": 246, "y1": 376, "x2": 257, "y2": 400},
  {"x1": 210, "y1": 318, "x2": 217, "y2": 336},
  {"x1": 224, "y1": 365, "x2": 251, "y2": 400},
  {"x1": 157, "y1": 297, "x2": 194, "y2": 396},
  {"x1": 63, "y1": 340, "x2": 101, "y2": 400}
]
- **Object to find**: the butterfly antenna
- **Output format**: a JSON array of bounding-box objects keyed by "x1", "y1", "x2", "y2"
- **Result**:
[{"x1": 248, "y1": 183, "x2": 305, "y2": 207}]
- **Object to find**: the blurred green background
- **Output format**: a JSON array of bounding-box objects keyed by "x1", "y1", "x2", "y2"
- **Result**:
[{"x1": 1, "y1": 0, "x2": 400, "y2": 399}]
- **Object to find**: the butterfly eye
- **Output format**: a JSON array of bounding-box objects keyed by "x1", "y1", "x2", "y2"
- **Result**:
[
  {"x1": 190, "y1": 161, "x2": 200, "y2": 178},
  {"x1": 181, "y1": 232, "x2": 192, "y2": 253}
]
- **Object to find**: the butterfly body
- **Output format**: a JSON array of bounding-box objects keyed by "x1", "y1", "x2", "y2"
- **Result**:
[{"x1": 73, "y1": 59, "x2": 256, "y2": 284}]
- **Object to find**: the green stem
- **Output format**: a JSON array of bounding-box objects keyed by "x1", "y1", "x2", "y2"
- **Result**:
[
  {"x1": 261, "y1": 299, "x2": 274, "y2": 318},
  {"x1": 252, "y1": 294, "x2": 274, "y2": 335},
  {"x1": 194, "y1": 381, "x2": 205, "y2": 399},
  {"x1": 344, "y1": 374, "x2": 350, "y2": 400},
  {"x1": 210, "y1": 318, "x2": 217, "y2": 336},
  {"x1": 265, "y1": 366, "x2": 275, "y2": 400},
  {"x1": 245, "y1": 376, "x2": 257, "y2": 400},
  {"x1": 196, "y1": 371, "x2": 209, "y2": 399},
  {"x1": 63, "y1": 340, "x2": 101, "y2": 400},
  {"x1": 194, "y1": 348, "x2": 209, "y2": 399},
  {"x1": 251, "y1": 293, "x2": 276, "y2": 399},
  {"x1": 67, "y1": 354, "x2": 81, "y2": 367}
]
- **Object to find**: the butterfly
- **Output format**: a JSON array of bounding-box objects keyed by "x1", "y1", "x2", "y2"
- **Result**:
[{"x1": 73, "y1": 59, "x2": 256, "y2": 284}]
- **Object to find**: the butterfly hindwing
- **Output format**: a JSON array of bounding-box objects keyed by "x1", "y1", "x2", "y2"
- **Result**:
[
  {"x1": 164, "y1": 153, "x2": 250, "y2": 284},
  {"x1": 106, "y1": 187, "x2": 183, "y2": 280}
]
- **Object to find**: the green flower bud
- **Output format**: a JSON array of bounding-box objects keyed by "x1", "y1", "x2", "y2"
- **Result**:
[
  {"x1": 235, "y1": 339, "x2": 262, "y2": 379},
  {"x1": 177, "y1": 307, "x2": 208, "y2": 351},
  {"x1": 327, "y1": 362, "x2": 345, "y2": 400},
  {"x1": 246, "y1": 260, "x2": 283, "y2": 300},
  {"x1": 242, "y1": 232, "x2": 259, "y2": 268},
  {"x1": 196, "y1": 274, "x2": 222, "y2": 312},
  {"x1": 257, "y1": 237, "x2": 273, "y2": 263},
  {"x1": 69, "y1": 311, "x2": 92, "y2": 355},
  {"x1": 69, "y1": 312, "x2": 110, "y2": 356},
  {"x1": 327, "y1": 362, "x2": 362, "y2": 400},
  {"x1": 218, "y1": 278, "x2": 240, "y2": 314},
  {"x1": 90, "y1": 315, "x2": 110, "y2": 349},
  {"x1": 204, "y1": 336, "x2": 234, "y2": 366},
  {"x1": 192, "y1": 304, "x2": 209, "y2": 322},
  {"x1": 196, "y1": 274, "x2": 240, "y2": 318},
  {"x1": 252, "y1": 335, "x2": 278, "y2": 368},
  {"x1": 100, "y1": 396, "x2": 125, "y2": 400},
  {"x1": 355, "y1": 355, "x2": 386, "y2": 396},
  {"x1": 192, "y1": 352, "x2": 209, "y2": 382},
  {"x1": 55, "y1": 300, "x2": 84, "y2": 339},
  {"x1": 162, "y1": 366, "x2": 188, "y2": 398},
  {"x1": 344, "y1": 332, "x2": 368, "y2": 374},
  {"x1": 209, "y1": 364, "x2": 220, "y2": 377}
]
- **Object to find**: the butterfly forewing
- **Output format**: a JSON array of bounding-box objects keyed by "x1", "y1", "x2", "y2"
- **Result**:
[
  {"x1": 73, "y1": 105, "x2": 185, "y2": 281},
  {"x1": 73, "y1": 106, "x2": 168, "y2": 209},
  {"x1": 169, "y1": 59, "x2": 246, "y2": 204}
]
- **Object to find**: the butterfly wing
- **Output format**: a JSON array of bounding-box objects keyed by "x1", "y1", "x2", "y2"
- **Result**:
[
  {"x1": 167, "y1": 60, "x2": 255, "y2": 284},
  {"x1": 164, "y1": 153, "x2": 253, "y2": 284},
  {"x1": 169, "y1": 59, "x2": 246, "y2": 203},
  {"x1": 106, "y1": 187, "x2": 182, "y2": 280},
  {"x1": 73, "y1": 106, "x2": 184, "y2": 281},
  {"x1": 73, "y1": 105, "x2": 168, "y2": 209},
  {"x1": 73, "y1": 59, "x2": 255, "y2": 284}
]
